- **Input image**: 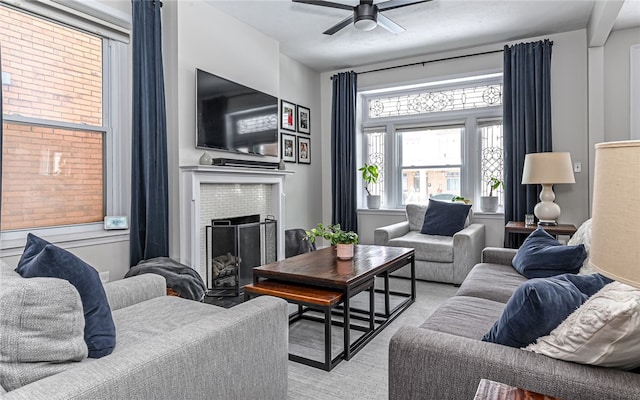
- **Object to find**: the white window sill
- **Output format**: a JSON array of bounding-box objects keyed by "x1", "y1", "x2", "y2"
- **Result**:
[{"x1": 0, "y1": 223, "x2": 129, "y2": 257}]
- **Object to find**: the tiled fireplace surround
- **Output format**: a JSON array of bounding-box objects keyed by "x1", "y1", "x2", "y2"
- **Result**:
[{"x1": 180, "y1": 165, "x2": 293, "y2": 279}]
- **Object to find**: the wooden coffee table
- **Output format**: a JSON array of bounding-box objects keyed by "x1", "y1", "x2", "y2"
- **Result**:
[{"x1": 247, "y1": 245, "x2": 415, "y2": 370}]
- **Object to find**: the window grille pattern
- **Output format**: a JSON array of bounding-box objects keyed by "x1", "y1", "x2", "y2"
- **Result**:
[
  {"x1": 365, "y1": 130, "x2": 384, "y2": 199},
  {"x1": 480, "y1": 123, "x2": 504, "y2": 199},
  {"x1": 368, "y1": 84, "x2": 502, "y2": 118}
]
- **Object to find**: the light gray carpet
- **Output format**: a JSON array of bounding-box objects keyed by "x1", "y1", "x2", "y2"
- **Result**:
[{"x1": 287, "y1": 278, "x2": 457, "y2": 400}]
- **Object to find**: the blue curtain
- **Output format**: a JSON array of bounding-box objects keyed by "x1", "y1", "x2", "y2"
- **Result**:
[
  {"x1": 330, "y1": 71, "x2": 358, "y2": 233},
  {"x1": 503, "y1": 39, "x2": 553, "y2": 247},
  {"x1": 0, "y1": 45, "x2": 3, "y2": 222},
  {"x1": 130, "y1": 0, "x2": 169, "y2": 266}
]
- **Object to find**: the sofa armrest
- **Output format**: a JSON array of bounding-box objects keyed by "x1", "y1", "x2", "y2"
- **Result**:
[
  {"x1": 374, "y1": 221, "x2": 410, "y2": 245},
  {"x1": 451, "y1": 223, "x2": 485, "y2": 284},
  {"x1": 2, "y1": 296, "x2": 289, "y2": 400},
  {"x1": 104, "y1": 274, "x2": 167, "y2": 311},
  {"x1": 481, "y1": 247, "x2": 518, "y2": 266},
  {"x1": 389, "y1": 327, "x2": 640, "y2": 400}
]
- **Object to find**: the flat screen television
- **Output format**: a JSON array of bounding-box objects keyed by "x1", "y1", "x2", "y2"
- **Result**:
[{"x1": 196, "y1": 68, "x2": 278, "y2": 157}]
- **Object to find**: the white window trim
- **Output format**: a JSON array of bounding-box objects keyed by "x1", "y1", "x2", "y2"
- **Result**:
[
  {"x1": 0, "y1": 0, "x2": 130, "y2": 42},
  {"x1": 359, "y1": 72, "x2": 503, "y2": 210},
  {"x1": 0, "y1": 4, "x2": 131, "y2": 251}
]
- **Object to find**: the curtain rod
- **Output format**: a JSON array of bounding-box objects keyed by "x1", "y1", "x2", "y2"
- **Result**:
[
  {"x1": 358, "y1": 49, "x2": 504, "y2": 76},
  {"x1": 333, "y1": 40, "x2": 553, "y2": 78}
]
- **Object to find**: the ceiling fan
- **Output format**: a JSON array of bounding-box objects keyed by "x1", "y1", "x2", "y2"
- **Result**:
[{"x1": 292, "y1": 0, "x2": 433, "y2": 35}]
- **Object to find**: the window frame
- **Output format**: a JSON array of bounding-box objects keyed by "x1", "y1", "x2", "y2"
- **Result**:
[
  {"x1": 0, "y1": 2, "x2": 131, "y2": 252},
  {"x1": 359, "y1": 73, "x2": 503, "y2": 210}
]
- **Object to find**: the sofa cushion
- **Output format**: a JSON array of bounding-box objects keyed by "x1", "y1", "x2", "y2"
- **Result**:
[
  {"x1": 482, "y1": 273, "x2": 611, "y2": 348},
  {"x1": 0, "y1": 276, "x2": 87, "y2": 391},
  {"x1": 456, "y1": 263, "x2": 527, "y2": 304},
  {"x1": 388, "y1": 231, "x2": 453, "y2": 263},
  {"x1": 512, "y1": 228, "x2": 587, "y2": 278},
  {"x1": 15, "y1": 233, "x2": 116, "y2": 358},
  {"x1": 421, "y1": 296, "x2": 505, "y2": 340},
  {"x1": 527, "y1": 281, "x2": 640, "y2": 370},
  {"x1": 421, "y1": 200, "x2": 472, "y2": 237},
  {"x1": 112, "y1": 295, "x2": 224, "y2": 352}
]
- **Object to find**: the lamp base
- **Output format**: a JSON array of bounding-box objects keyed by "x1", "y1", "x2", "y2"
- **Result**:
[{"x1": 537, "y1": 220, "x2": 558, "y2": 226}]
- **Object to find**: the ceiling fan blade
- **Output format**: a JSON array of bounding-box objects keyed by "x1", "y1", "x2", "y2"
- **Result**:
[
  {"x1": 376, "y1": 12, "x2": 405, "y2": 33},
  {"x1": 323, "y1": 15, "x2": 354, "y2": 35},
  {"x1": 292, "y1": 0, "x2": 353, "y2": 11},
  {"x1": 377, "y1": 0, "x2": 432, "y2": 12}
]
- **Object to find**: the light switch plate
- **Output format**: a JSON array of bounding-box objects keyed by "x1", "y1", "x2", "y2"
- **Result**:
[{"x1": 104, "y1": 216, "x2": 128, "y2": 230}]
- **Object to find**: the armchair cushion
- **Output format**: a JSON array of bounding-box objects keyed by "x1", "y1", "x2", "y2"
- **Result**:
[
  {"x1": 512, "y1": 228, "x2": 587, "y2": 278},
  {"x1": 15, "y1": 234, "x2": 116, "y2": 358},
  {"x1": 421, "y1": 200, "x2": 472, "y2": 237},
  {"x1": 388, "y1": 231, "x2": 453, "y2": 263}
]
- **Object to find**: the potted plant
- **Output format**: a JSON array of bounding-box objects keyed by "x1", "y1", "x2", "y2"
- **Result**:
[
  {"x1": 359, "y1": 163, "x2": 381, "y2": 209},
  {"x1": 306, "y1": 223, "x2": 358, "y2": 260},
  {"x1": 451, "y1": 196, "x2": 472, "y2": 205},
  {"x1": 480, "y1": 177, "x2": 504, "y2": 212}
]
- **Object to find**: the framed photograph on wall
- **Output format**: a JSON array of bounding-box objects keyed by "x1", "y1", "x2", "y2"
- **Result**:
[
  {"x1": 297, "y1": 136, "x2": 310, "y2": 165},
  {"x1": 297, "y1": 105, "x2": 310, "y2": 134},
  {"x1": 280, "y1": 100, "x2": 296, "y2": 131},
  {"x1": 281, "y1": 132, "x2": 297, "y2": 163}
]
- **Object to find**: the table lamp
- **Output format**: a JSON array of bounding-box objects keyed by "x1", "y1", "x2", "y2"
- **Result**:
[
  {"x1": 590, "y1": 140, "x2": 640, "y2": 288},
  {"x1": 521, "y1": 152, "x2": 575, "y2": 226}
]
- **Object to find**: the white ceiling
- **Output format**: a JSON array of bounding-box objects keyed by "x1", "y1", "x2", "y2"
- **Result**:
[{"x1": 205, "y1": 0, "x2": 640, "y2": 72}]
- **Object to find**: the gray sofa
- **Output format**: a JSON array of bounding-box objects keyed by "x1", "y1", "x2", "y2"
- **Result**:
[
  {"x1": 0, "y1": 261, "x2": 288, "y2": 400},
  {"x1": 374, "y1": 204, "x2": 485, "y2": 284},
  {"x1": 388, "y1": 247, "x2": 640, "y2": 400}
]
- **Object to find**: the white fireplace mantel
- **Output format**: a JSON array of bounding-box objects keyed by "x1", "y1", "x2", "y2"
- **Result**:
[{"x1": 180, "y1": 165, "x2": 294, "y2": 277}]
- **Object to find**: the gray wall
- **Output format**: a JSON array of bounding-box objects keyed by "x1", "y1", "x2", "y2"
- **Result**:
[
  {"x1": 604, "y1": 27, "x2": 640, "y2": 141},
  {"x1": 320, "y1": 29, "x2": 591, "y2": 248},
  {"x1": 164, "y1": 1, "x2": 323, "y2": 264}
]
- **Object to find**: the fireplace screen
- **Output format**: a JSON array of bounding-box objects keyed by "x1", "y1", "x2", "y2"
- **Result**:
[{"x1": 205, "y1": 215, "x2": 277, "y2": 296}]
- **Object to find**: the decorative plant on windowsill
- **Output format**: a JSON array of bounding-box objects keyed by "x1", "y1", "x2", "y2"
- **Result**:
[
  {"x1": 358, "y1": 163, "x2": 381, "y2": 209},
  {"x1": 306, "y1": 223, "x2": 358, "y2": 260},
  {"x1": 480, "y1": 177, "x2": 504, "y2": 212},
  {"x1": 451, "y1": 196, "x2": 472, "y2": 205}
]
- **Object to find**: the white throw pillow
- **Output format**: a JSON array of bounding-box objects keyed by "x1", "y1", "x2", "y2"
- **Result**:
[
  {"x1": 526, "y1": 281, "x2": 640, "y2": 370},
  {"x1": 567, "y1": 219, "x2": 594, "y2": 274}
]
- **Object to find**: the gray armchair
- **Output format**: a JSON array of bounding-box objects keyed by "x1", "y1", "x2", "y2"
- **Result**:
[{"x1": 374, "y1": 203, "x2": 485, "y2": 284}]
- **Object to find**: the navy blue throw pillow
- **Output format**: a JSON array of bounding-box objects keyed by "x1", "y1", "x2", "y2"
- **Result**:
[
  {"x1": 16, "y1": 234, "x2": 116, "y2": 358},
  {"x1": 482, "y1": 273, "x2": 612, "y2": 348},
  {"x1": 420, "y1": 200, "x2": 471, "y2": 236},
  {"x1": 512, "y1": 228, "x2": 587, "y2": 278}
]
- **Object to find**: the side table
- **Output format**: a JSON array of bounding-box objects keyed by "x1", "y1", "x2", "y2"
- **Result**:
[
  {"x1": 505, "y1": 221, "x2": 577, "y2": 248},
  {"x1": 474, "y1": 378, "x2": 563, "y2": 400}
]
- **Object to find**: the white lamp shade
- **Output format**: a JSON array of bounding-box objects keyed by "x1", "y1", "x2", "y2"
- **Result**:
[
  {"x1": 521, "y1": 152, "x2": 575, "y2": 184},
  {"x1": 590, "y1": 140, "x2": 640, "y2": 288}
]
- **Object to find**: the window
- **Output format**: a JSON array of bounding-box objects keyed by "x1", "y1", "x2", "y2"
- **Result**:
[
  {"x1": 398, "y1": 126, "x2": 462, "y2": 205},
  {"x1": 0, "y1": 4, "x2": 122, "y2": 234},
  {"x1": 360, "y1": 74, "x2": 503, "y2": 210}
]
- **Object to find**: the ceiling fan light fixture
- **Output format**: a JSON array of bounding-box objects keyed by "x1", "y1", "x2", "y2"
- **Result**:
[
  {"x1": 354, "y1": 16, "x2": 377, "y2": 31},
  {"x1": 354, "y1": 3, "x2": 377, "y2": 31}
]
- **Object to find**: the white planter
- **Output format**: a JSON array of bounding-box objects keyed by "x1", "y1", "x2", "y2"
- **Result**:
[
  {"x1": 336, "y1": 244, "x2": 355, "y2": 260},
  {"x1": 367, "y1": 195, "x2": 381, "y2": 209},
  {"x1": 480, "y1": 196, "x2": 499, "y2": 212}
]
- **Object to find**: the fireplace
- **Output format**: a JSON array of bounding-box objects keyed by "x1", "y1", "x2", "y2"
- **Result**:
[
  {"x1": 205, "y1": 214, "x2": 277, "y2": 296},
  {"x1": 180, "y1": 165, "x2": 292, "y2": 280}
]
